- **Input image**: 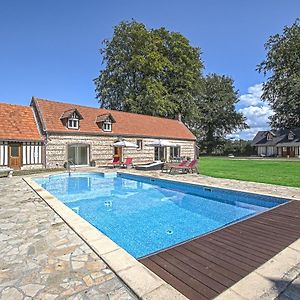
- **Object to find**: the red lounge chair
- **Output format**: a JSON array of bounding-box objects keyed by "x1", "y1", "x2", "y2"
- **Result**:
[
  {"x1": 162, "y1": 160, "x2": 188, "y2": 173},
  {"x1": 110, "y1": 157, "x2": 121, "y2": 168},
  {"x1": 170, "y1": 159, "x2": 198, "y2": 174},
  {"x1": 122, "y1": 157, "x2": 133, "y2": 168}
]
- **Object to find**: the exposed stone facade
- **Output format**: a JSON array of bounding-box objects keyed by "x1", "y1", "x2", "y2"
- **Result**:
[{"x1": 45, "y1": 133, "x2": 195, "y2": 168}]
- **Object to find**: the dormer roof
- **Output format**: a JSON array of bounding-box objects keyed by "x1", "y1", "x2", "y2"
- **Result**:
[
  {"x1": 95, "y1": 113, "x2": 116, "y2": 124},
  {"x1": 60, "y1": 108, "x2": 83, "y2": 120}
]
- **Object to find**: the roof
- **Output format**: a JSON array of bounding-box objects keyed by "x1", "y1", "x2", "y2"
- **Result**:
[
  {"x1": 32, "y1": 97, "x2": 196, "y2": 140},
  {"x1": 0, "y1": 103, "x2": 42, "y2": 141},
  {"x1": 95, "y1": 113, "x2": 116, "y2": 123},
  {"x1": 60, "y1": 108, "x2": 83, "y2": 120},
  {"x1": 252, "y1": 128, "x2": 300, "y2": 147}
]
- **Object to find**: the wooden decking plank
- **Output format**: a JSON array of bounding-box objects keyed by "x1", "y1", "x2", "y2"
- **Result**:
[
  {"x1": 141, "y1": 258, "x2": 206, "y2": 300},
  {"x1": 173, "y1": 247, "x2": 242, "y2": 282},
  {"x1": 214, "y1": 229, "x2": 283, "y2": 254},
  {"x1": 159, "y1": 251, "x2": 227, "y2": 293},
  {"x1": 245, "y1": 218, "x2": 300, "y2": 238},
  {"x1": 222, "y1": 226, "x2": 288, "y2": 250},
  {"x1": 167, "y1": 248, "x2": 235, "y2": 287},
  {"x1": 245, "y1": 218, "x2": 300, "y2": 237},
  {"x1": 139, "y1": 200, "x2": 300, "y2": 299},
  {"x1": 235, "y1": 222, "x2": 296, "y2": 245},
  {"x1": 199, "y1": 237, "x2": 266, "y2": 264},
  {"x1": 197, "y1": 239, "x2": 263, "y2": 269},
  {"x1": 253, "y1": 217, "x2": 300, "y2": 234},
  {"x1": 151, "y1": 254, "x2": 218, "y2": 299},
  {"x1": 206, "y1": 235, "x2": 271, "y2": 261},
  {"x1": 184, "y1": 242, "x2": 250, "y2": 276}
]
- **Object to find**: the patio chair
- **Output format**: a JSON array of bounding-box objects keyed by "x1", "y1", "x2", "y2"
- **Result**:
[
  {"x1": 170, "y1": 159, "x2": 198, "y2": 174},
  {"x1": 109, "y1": 157, "x2": 121, "y2": 168},
  {"x1": 121, "y1": 157, "x2": 133, "y2": 168},
  {"x1": 162, "y1": 160, "x2": 188, "y2": 173}
]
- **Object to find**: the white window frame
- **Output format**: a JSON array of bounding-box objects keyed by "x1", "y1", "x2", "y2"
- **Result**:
[
  {"x1": 68, "y1": 113, "x2": 79, "y2": 129},
  {"x1": 137, "y1": 139, "x2": 143, "y2": 150},
  {"x1": 266, "y1": 133, "x2": 272, "y2": 141},
  {"x1": 288, "y1": 133, "x2": 294, "y2": 140},
  {"x1": 102, "y1": 120, "x2": 112, "y2": 132}
]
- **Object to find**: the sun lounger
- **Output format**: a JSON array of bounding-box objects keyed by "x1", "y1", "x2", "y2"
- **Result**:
[
  {"x1": 121, "y1": 157, "x2": 133, "y2": 168},
  {"x1": 108, "y1": 157, "x2": 121, "y2": 168},
  {"x1": 162, "y1": 160, "x2": 188, "y2": 173},
  {"x1": 170, "y1": 159, "x2": 198, "y2": 174},
  {"x1": 135, "y1": 161, "x2": 164, "y2": 171}
]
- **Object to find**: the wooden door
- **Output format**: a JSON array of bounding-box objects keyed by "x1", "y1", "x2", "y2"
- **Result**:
[
  {"x1": 113, "y1": 147, "x2": 123, "y2": 162},
  {"x1": 9, "y1": 143, "x2": 21, "y2": 169}
]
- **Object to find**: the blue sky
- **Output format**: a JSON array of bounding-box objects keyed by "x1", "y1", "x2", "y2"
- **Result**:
[{"x1": 1, "y1": 1, "x2": 299, "y2": 139}]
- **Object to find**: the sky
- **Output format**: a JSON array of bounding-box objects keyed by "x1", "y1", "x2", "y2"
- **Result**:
[{"x1": 1, "y1": 0, "x2": 299, "y2": 140}]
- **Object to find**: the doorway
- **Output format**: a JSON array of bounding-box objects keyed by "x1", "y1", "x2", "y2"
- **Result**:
[
  {"x1": 114, "y1": 147, "x2": 123, "y2": 162},
  {"x1": 68, "y1": 144, "x2": 89, "y2": 165},
  {"x1": 9, "y1": 143, "x2": 21, "y2": 169}
]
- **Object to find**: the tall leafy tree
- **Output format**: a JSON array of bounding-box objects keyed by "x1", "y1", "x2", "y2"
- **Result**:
[
  {"x1": 257, "y1": 19, "x2": 300, "y2": 129},
  {"x1": 194, "y1": 74, "x2": 248, "y2": 154},
  {"x1": 94, "y1": 20, "x2": 203, "y2": 121}
]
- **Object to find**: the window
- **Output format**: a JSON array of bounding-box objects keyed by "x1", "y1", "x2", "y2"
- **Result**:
[
  {"x1": 154, "y1": 147, "x2": 166, "y2": 161},
  {"x1": 102, "y1": 121, "x2": 112, "y2": 132},
  {"x1": 288, "y1": 132, "x2": 294, "y2": 140},
  {"x1": 68, "y1": 144, "x2": 89, "y2": 165},
  {"x1": 137, "y1": 139, "x2": 143, "y2": 150},
  {"x1": 170, "y1": 146, "x2": 181, "y2": 159},
  {"x1": 68, "y1": 113, "x2": 79, "y2": 129},
  {"x1": 266, "y1": 133, "x2": 272, "y2": 141}
]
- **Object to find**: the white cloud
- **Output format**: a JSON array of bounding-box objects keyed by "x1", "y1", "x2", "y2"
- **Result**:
[
  {"x1": 238, "y1": 83, "x2": 264, "y2": 107},
  {"x1": 229, "y1": 83, "x2": 273, "y2": 140}
]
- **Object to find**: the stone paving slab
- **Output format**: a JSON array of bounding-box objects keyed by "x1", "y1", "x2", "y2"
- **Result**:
[{"x1": 0, "y1": 177, "x2": 136, "y2": 300}]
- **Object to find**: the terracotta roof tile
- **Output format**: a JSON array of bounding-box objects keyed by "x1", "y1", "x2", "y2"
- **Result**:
[
  {"x1": 34, "y1": 98, "x2": 196, "y2": 140},
  {"x1": 0, "y1": 103, "x2": 42, "y2": 141}
]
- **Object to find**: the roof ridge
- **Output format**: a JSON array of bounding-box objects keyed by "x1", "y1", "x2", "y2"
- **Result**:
[
  {"x1": 0, "y1": 102, "x2": 32, "y2": 109},
  {"x1": 34, "y1": 97, "x2": 181, "y2": 123}
]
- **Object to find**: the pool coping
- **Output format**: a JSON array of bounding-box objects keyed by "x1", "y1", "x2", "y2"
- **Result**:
[
  {"x1": 23, "y1": 171, "x2": 300, "y2": 299},
  {"x1": 23, "y1": 176, "x2": 187, "y2": 300}
]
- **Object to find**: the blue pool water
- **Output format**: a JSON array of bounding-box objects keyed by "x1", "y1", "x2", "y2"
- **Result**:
[{"x1": 35, "y1": 172, "x2": 287, "y2": 258}]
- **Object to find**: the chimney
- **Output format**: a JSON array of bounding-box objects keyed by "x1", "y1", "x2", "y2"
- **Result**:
[{"x1": 177, "y1": 113, "x2": 182, "y2": 122}]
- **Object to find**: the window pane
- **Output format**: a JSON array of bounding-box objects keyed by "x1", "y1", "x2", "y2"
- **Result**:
[
  {"x1": 68, "y1": 146, "x2": 76, "y2": 163},
  {"x1": 77, "y1": 146, "x2": 88, "y2": 165},
  {"x1": 11, "y1": 145, "x2": 19, "y2": 157}
]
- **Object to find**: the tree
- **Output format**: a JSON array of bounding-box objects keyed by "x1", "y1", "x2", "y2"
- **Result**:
[
  {"x1": 94, "y1": 20, "x2": 203, "y2": 122},
  {"x1": 257, "y1": 19, "x2": 300, "y2": 129},
  {"x1": 194, "y1": 74, "x2": 248, "y2": 154}
]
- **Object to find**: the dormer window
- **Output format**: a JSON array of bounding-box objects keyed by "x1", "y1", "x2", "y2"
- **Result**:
[
  {"x1": 60, "y1": 108, "x2": 83, "y2": 130},
  {"x1": 267, "y1": 133, "x2": 273, "y2": 141},
  {"x1": 68, "y1": 113, "x2": 79, "y2": 129},
  {"x1": 95, "y1": 113, "x2": 116, "y2": 132},
  {"x1": 102, "y1": 120, "x2": 112, "y2": 132},
  {"x1": 288, "y1": 132, "x2": 295, "y2": 140}
]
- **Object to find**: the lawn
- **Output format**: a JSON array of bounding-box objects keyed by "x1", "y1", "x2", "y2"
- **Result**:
[{"x1": 199, "y1": 157, "x2": 300, "y2": 188}]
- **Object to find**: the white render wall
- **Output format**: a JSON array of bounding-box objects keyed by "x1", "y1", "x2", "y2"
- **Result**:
[
  {"x1": 0, "y1": 142, "x2": 8, "y2": 166},
  {"x1": 45, "y1": 134, "x2": 196, "y2": 168}
]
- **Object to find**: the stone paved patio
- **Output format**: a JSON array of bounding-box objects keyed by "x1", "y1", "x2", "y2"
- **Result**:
[{"x1": 0, "y1": 177, "x2": 136, "y2": 300}]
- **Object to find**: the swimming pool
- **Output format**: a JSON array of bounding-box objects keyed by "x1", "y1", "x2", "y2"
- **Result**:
[{"x1": 35, "y1": 172, "x2": 287, "y2": 258}]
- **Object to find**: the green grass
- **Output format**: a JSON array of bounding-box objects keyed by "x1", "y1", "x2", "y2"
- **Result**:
[
  {"x1": 0, "y1": 168, "x2": 64, "y2": 178},
  {"x1": 199, "y1": 157, "x2": 300, "y2": 188}
]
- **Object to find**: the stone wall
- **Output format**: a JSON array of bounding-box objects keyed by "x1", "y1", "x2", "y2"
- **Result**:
[{"x1": 45, "y1": 134, "x2": 195, "y2": 168}]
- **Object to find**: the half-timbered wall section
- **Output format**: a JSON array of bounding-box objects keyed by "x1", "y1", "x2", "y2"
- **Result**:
[
  {"x1": 0, "y1": 142, "x2": 8, "y2": 166},
  {"x1": 22, "y1": 142, "x2": 43, "y2": 165}
]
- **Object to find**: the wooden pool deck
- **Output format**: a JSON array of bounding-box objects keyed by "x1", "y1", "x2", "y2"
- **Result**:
[{"x1": 139, "y1": 200, "x2": 300, "y2": 300}]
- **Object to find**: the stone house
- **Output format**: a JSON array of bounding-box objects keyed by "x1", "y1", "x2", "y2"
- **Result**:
[
  {"x1": 28, "y1": 97, "x2": 195, "y2": 168},
  {"x1": 251, "y1": 128, "x2": 300, "y2": 157},
  {"x1": 0, "y1": 103, "x2": 44, "y2": 170}
]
